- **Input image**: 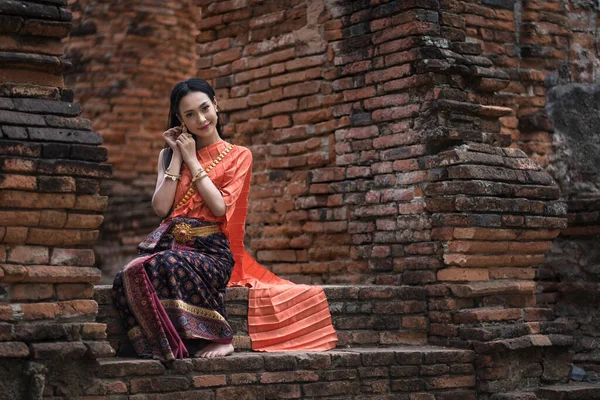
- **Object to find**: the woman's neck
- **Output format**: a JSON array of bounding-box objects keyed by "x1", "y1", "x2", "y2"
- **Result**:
[{"x1": 195, "y1": 134, "x2": 222, "y2": 150}]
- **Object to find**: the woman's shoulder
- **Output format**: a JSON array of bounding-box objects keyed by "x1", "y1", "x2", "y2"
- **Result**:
[{"x1": 230, "y1": 144, "x2": 252, "y2": 160}]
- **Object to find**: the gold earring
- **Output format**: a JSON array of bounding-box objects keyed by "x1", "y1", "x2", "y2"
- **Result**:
[{"x1": 181, "y1": 123, "x2": 188, "y2": 133}]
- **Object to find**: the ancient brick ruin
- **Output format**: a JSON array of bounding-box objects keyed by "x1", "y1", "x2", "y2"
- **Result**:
[{"x1": 1, "y1": 0, "x2": 600, "y2": 399}]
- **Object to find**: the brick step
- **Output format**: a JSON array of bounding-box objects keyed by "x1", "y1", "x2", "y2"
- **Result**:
[
  {"x1": 74, "y1": 346, "x2": 477, "y2": 399},
  {"x1": 94, "y1": 285, "x2": 429, "y2": 355},
  {"x1": 452, "y1": 307, "x2": 555, "y2": 324},
  {"x1": 573, "y1": 351, "x2": 600, "y2": 372},
  {"x1": 491, "y1": 383, "x2": 600, "y2": 400},
  {"x1": 449, "y1": 280, "x2": 536, "y2": 298},
  {"x1": 490, "y1": 392, "x2": 538, "y2": 400},
  {"x1": 536, "y1": 383, "x2": 600, "y2": 400},
  {"x1": 473, "y1": 334, "x2": 574, "y2": 354}
]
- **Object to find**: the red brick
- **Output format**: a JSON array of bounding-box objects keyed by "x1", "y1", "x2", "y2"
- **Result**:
[
  {"x1": 55, "y1": 283, "x2": 94, "y2": 300},
  {"x1": 3, "y1": 227, "x2": 28, "y2": 244},
  {"x1": 272, "y1": 115, "x2": 291, "y2": 128},
  {"x1": 216, "y1": 386, "x2": 264, "y2": 399},
  {"x1": 303, "y1": 381, "x2": 361, "y2": 397},
  {"x1": 292, "y1": 108, "x2": 332, "y2": 125},
  {"x1": 270, "y1": 68, "x2": 321, "y2": 87},
  {"x1": 192, "y1": 375, "x2": 227, "y2": 388},
  {"x1": 453, "y1": 228, "x2": 519, "y2": 240},
  {"x1": 39, "y1": 210, "x2": 67, "y2": 228},
  {"x1": 381, "y1": 331, "x2": 427, "y2": 345},
  {"x1": 7, "y1": 245, "x2": 49, "y2": 264},
  {"x1": 21, "y1": 302, "x2": 59, "y2": 320},
  {"x1": 212, "y1": 47, "x2": 242, "y2": 66},
  {"x1": 81, "y1": 323, "x2": 107, "y2": 340},
  {"x1": 447, "y1": 240, "x2": 552, "y2": 254},
  {"x1": 343, "y1": 86, "x2": 376, "y2": 102},
  {"x1": 402, "y1": 316, "x2": 428, "y2": 329},
  {"x1": 228, "y1": 373, "x2": 257, "y2": 385},
  {"x1": 285, "y1": 55, "x2": 326, "y2": 71},
  {"x1": 130, "y1": 376, "x2": 190, "y2": 393},
  {"x1": 372, "y1": 104, "x2": 420, "y2": 122},
  {"x1": 425, "y1": 375, "x2": 476, "y2": 389},
  {"x1": 2, "y1": 266, "x2": 101, "y2": 283},
  {"x1": 31, "y1": 342, "x2": 87, "y2": 359},
  {"x1": 26, "y1": 229, "x2": 99, "y2": 246},
  {"x1": 0, "y1": 158, "x2": 37, "y2": 173},
  {"x1": 105, "y1": 381, "x2": 127, "y2": 394},
  {"x1": 437, "y1": 268, "x2": 489, "y2": 282},
  {"x1": 64, "y1": 214, "x2": 104, "y2": 229},
  {"x1": 0, "y1": 174, "x2": 36, "y2": 190},
  {"x1": 443, "y1": 254, "x2": 544, "y2": 267},
  {"x1": 50, "y1": 248, "x2": 95, "y2": 266},
  {"x1": 453, "y1": 308, "x2": 522, "y2": 324},
  {"x1": 364, "y1": 93, "x2": 410, "y2": 110},
  {"x1": 262, "y1": 99, "x2": 298, "y2": 117},
  {"x1": 283, "y1": 81, "x2": 321, "y2": 98},
  {"x1": 260, "y1": 370, "x2": 319, "y2": 384},
  {"x1": 10, "y1": 283, "x2": 54, "y2": 301},
  {"x1": 489, "y1": 267, "x2": 536, "y2": 280},
  {"x1": 0, "y1": 211, "x2": 40, "y2": 227},
  {"x1": 73, "y1": 195, "x2": 108, "y2": 211},
  {"x1": 0, "y1": 342, "x2": 29, "y2": 358}
]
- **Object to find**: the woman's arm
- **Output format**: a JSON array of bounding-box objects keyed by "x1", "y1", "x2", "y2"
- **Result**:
[
  {"x1": 176, "y1": 134, "x2": 227, "y2": 217},
  {"x1": 187, "y1": 160, "x2": 227, "y2": 217},
  {"x1": 151, "y1": 148, "x2": 183, "y2": 217}
]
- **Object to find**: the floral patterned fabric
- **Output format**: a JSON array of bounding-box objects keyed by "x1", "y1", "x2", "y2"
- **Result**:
[{"x1": 111, "y1": 217, "x2": 234, "y2": 361}]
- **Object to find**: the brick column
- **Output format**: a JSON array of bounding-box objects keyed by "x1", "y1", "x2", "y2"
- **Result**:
[
  {"x1": 463, "y1": 0, "x2": 600, "y2": 378},
  {"x1": 194, "y1": 0, "x2": 356, "y2": 284},
  {"x1": 424, "y1": 1, "x2": 572, "y2": 396},
  {"x1": 0, "y1": 0, "x2": 112, "y2": 397},
  {"x1": 64, "y1": 0, "x2": 201, "y2": 280}
]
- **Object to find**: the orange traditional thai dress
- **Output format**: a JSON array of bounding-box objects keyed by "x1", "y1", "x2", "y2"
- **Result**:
[{"x1": 112, "y1": 140, "x2": 337, "y2": 360}]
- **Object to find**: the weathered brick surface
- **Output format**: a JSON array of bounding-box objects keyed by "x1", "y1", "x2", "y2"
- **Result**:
[
  {"x1": 63, "y1": 0, "x2": 201, "y2": 281},
  {"x1": 94, "y1": 285, "x2": 429, "y2": 354},
  {"x1": 91, "y1": 347, "x2": 475, "y2": 399},
  {"x1": 0, "y1": 1, "x2": 110, "y2": 397},
  {"x1": 6, "y1": 0, "x2": 593, "y2": 398}
]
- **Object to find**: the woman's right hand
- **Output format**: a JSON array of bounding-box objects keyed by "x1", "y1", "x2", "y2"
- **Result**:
[{"x1": 163, "y1": 126, "x2": 183, "y2": 155}]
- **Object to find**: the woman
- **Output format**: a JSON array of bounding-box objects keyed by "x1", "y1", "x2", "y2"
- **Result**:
[{"x1": 112, "y1": 78, "x2": 337, "y2": 362}]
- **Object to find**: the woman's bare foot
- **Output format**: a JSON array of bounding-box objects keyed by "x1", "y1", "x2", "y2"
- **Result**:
[{"x1": 193, "y1": 342, "x2": 234, "y2": 358}]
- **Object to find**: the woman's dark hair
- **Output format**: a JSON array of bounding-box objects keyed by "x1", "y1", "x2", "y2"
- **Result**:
[{"x1": 163, "y1": 78, "x2": 223, "y2": 171}]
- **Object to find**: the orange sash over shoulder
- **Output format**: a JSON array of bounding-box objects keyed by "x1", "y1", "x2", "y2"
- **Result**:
[{"x1": 169, "y1": 141, "x2": 338, "y2": 351}]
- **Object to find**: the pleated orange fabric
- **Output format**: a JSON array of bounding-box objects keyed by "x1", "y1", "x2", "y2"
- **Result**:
[{"x1": 169, "y1": 141, "x2": 338, "y2": 351}]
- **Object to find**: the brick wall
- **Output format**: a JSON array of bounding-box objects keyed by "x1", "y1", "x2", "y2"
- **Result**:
[
  {"x1": 460, "y1": 0, "x2": 600, "y2": 374},
  {"x1": 190, "y1": 2, "x2": 574, "y2": 393},
  {"x1": 64, "y1": 0, "x2": 201, "y2": 280},
  {"x1": 0, "y1": 0, "x2": 112, "y2": 397},
  {"x1": 54, "y1": 0, "x2": 599, "y2": 395}
]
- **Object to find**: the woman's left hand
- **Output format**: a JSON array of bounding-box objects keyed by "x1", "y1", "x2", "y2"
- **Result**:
[{"x1": 176, "y1": 132, "x2": 198, "y2": 166}]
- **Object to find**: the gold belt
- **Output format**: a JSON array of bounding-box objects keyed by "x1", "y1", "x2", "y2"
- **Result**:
[{"x1": 170, "y1": 222, "x2": 221, "y2": 243}]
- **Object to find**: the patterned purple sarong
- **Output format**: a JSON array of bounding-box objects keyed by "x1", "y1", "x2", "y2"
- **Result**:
[{"x1": 111, "y1": 217, "x2": 235, "y2": 362}]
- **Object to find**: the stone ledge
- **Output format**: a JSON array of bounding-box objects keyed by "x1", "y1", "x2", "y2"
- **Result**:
[
  {"x1": 473, "y1": 334, "x2": 575, "y2": 354},
  {"x1": 449, "y1": 280, "x2": 536, "y2": 298},
  {"x1": 95, "y1": 285, "x2": 429, "y2": 304},
  {"x1": 490, "y1": 392, "x2": 537, "y2": 400},
  {"x1": 0, "y1": 265, "x2": 101, "y2": 283},
  {"x1": 0, "y1": 1, "x2": 71, "y2": 22},
  {"x1": 94, "y1": 284, "x2": 431, "y2": 353},
  {"x1": 536, "y1": 383, "x2": 600, "y2": 400},
  {"x1": 86, "y1": 346, "x2": 477, "y2": 398},
  {"x1": 0, "y1": 51, "x2": 64, "y2": 73}
]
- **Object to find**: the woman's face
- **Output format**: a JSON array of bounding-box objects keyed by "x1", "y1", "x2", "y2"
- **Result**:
[{"x1": 178, "y1": 91, "x2": 218, "y2": 139}]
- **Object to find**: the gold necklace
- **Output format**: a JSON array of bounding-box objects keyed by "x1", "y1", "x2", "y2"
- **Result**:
[{"x1": 173, "y1": 144, "x2": 235, "y2": 210}]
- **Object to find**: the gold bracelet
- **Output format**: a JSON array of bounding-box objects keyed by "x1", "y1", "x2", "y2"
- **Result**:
[
  {"x1": 191, "y1": 169, "x2": 208, "y2": 183},
  {"x1": 164, "y1": 171, "x2": 181, "y2": 181}
]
